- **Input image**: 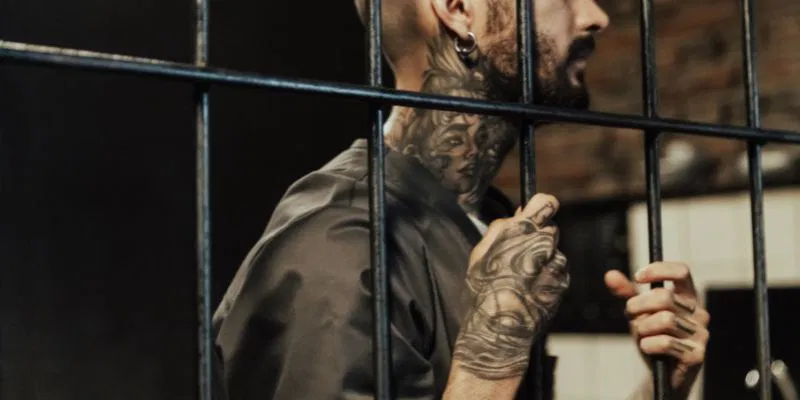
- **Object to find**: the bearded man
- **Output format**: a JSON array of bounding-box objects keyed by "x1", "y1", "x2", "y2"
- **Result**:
[{"x1": 212, "y1": 1, "x2": 710, "y2": 399}]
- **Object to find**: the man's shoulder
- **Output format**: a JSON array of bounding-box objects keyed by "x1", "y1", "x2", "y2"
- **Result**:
[
  {"x1": 267, "y1": 140, "x2": 431, "y2": 237},
  {"x1": 266, "y1": 143, "x2": 371, "y2": 233}
]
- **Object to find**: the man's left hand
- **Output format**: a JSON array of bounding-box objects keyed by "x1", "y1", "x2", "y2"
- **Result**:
[{"x1": 605, "y1": 262, "x2": 710, "y2": 397}]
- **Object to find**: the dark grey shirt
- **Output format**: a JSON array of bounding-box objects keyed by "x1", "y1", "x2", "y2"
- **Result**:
[{"x1": 212, "y1": 139, "x2": 550, "y2": 399}]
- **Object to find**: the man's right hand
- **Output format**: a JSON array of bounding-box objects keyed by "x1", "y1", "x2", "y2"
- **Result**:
[{"x1": 444, "y1": 193, "x2": 569, "y2": 398}]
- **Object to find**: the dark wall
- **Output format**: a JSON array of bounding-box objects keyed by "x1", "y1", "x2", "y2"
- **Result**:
[
  {"x1": 0, "y1": 0, "x2": 372, "y2": 398},
  {"x1": 0, "y1": 0, "x2": 631, "y2": 398},
  {"x1": 703, "y1": 287, "x2": 800, "y2": 400}
]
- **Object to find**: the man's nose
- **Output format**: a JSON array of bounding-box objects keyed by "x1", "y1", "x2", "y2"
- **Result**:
[{"x1": 575, "y1": 0, "x2": 610, "y2": 35}]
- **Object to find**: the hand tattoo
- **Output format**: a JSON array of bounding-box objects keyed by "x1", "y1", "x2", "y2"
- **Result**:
[
  {"x1": 453, "y1": 220, "x2": 569, "y2": 380},
  {"x1": 666, "y1": 339, "x2": 695, "y2": 357},
  {"x1": 674, "y1": 316, "x2": 696, "y2": 336},
  {"x1": 532, "y1": 203, "x2": 556, "y2": 225},
  {"x1": 673, "y1": 295, "x2": 696, "y2": 315}
]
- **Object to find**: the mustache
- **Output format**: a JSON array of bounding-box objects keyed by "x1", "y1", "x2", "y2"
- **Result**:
[{"x1": 565, "y1": 36, "x2": 596, "y2": 64}]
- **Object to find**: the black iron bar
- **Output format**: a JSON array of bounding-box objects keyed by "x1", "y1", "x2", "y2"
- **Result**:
[
  {"x1": 516, "y1": 1, "x2": 545, "y2": 399},
  {"x1": 194, "y1": 0, "x2": 213, "y2": 398},
  {"x1": 517, "y1": 0, "x2": 536, "y2": 198},
  {"x1": 2, "y1": 40, "x2": 800, "y2": 144},
  {"x1": 365, "y1": 0, "x2": 391, "y2": 398},
  {"x1": 741, "y1": 0, "x2": 772, "y2": 398},
  {"x1": 638, "y1": 0, "x2": 668, "y2": 398}
]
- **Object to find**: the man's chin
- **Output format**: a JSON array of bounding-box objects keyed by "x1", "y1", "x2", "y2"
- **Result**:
[
  {"x1": 532, "y1": 90, "x2": 590, "y2": 127},
  {"x1": 572, "y1": 92, "x2": 591, "y2": 110},
  {"x1": 558, "y1": 82, "x2": 591, "y2": 109}
]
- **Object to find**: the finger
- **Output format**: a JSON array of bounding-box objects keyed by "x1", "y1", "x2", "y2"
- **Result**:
[
  {"x1": 483, "y1": 217, "x2": 511, "y2": 243},
  {"x1": 639, "y1": 335, "x2": 706, "y2": 367},
  {"x1": 691, "y1": 306, "x2": 711, "y2": 326},
  {"x1": 520, "y1": 193, "x2": 560, "y2": 226},
  {"x1": 530, "y1": 251, "x2": 570, "y2": 313},
  {"x1": 626, "y1": 288, "x2": 698, "y2": 319},
  {"x1": 635, "y1": 262, "x2": 696, "y2": 296},
  {"x1": 604, "y1": 270, "x2": 638, "y2": 299},
  {"x1": 544, "y1": 250, "x2": 569, "y2": 276},
  {"x1": 527, "y1": 224, "x2": 559, "y2": 264},
  {"x1": 631, "y1": 310, "x2": 697, "y2": 339}
]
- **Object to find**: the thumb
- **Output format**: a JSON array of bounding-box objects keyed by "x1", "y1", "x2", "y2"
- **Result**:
[{"x1": 604, "y1": 270, "x2": 638, "y2": 299}]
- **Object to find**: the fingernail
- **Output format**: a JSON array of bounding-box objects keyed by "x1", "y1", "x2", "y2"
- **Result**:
[
  {"x1": 533, "y1": 203, "x2": 554, "y2": 225},
  {"x1": 635, "y1": 268, "x2": 647, "y2": 281}
]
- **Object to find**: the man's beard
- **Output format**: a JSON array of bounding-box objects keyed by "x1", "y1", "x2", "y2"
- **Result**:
[{"x1": 480, "y1": 34, "x2": 594, "y2": 111}]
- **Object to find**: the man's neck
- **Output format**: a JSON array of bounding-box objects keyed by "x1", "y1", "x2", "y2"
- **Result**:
[{"x1": 383, "y1": 36, "x2": 518, "y2": 216}]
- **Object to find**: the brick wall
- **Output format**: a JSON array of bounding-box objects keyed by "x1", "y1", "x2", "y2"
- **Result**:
[{"x1": 494, "y1": 0, "x2": 800, "y2": 203}]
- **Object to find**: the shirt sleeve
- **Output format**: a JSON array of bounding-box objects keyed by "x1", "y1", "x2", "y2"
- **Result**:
[{"x1": 214, "y1": 206, "x2": 438, "y2": 400}]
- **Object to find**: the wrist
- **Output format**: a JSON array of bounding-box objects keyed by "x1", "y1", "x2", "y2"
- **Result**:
[
  {"x1": 452, "y1": 337, "x2": 532, "y2": 380},
  {"x1": 452, "y1": 306, "x2": 535, "y2": 381},
  {"x1": 443, "y1": 358, "x2": 525, "y2": 400}
]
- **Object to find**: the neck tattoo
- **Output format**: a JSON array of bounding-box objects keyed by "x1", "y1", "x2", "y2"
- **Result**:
[{"x1": 386, "y1": 35, "x2": 519, "y2": 215}]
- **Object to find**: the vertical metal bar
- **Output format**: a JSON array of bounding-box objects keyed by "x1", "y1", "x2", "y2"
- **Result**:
[
  {"x1": 194, "y1": 0, "x2": 213, "y2": 398},
  {"x1": 517, "y1": 0, "x2": 536, "y2": 197},
  {"x1": 516, "y1": 0, "x2": 544, "y2": 399},
  {"x1": 741, "y1": 0, "x2": 772, "y2": 398},
  {"x1": 366, "y1": 0, "x2": 391, "y2": 398},
  {"x1": 638, "y1": 0, "x2": 669, "y2": 398}
]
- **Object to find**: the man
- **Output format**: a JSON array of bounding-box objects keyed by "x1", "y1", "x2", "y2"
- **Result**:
[{"x1": 212, "y1": 0, "x2": 711, "y2": 399}]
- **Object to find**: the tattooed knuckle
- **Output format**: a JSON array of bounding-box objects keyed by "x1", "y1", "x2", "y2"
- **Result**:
[
  {"x1": 516, "y1": 219, "x2": 537, "y2": 235},
  {"x1": 557, "y1": 257, "x2": 570, "y2": 275},
  {"x1": 548, "y1": 225, "x2": 560, "y2": 240},
  {"x1": 660, "y1": 335, "x2": 676, "y2": 351},
  {"x1": 690, "y1": 344, "x2": 707, "y2": 364}
]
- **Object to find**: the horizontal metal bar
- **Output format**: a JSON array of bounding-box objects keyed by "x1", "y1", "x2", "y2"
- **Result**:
[{"x1": 2, "y1": 40, "x2": 800, "y2": 145}]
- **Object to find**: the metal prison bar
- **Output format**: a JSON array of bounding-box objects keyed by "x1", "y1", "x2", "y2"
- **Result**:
[
  {"x1": 195, "y1": 0, "x2": 213, "y2": 398},
  {"x1": 741, "y1": 0, "x2": 773, "y2": 397},
  {"x1": 515, "y1": 0, "x2": 547, "y2": 397},
  {"x1": 365, "y1": 0, "x2": 392, "y2": 397},
  {"x1": 638, "y1": 0, "x2": 671, "y2": 396},
  {"x1": 0, "y1": 0, "x2": 793, "y2": 397}
]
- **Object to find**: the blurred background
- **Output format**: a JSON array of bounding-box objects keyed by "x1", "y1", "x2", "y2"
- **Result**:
[{"x1": 1, "y1": 0, "x2": 798, "y2": 399}]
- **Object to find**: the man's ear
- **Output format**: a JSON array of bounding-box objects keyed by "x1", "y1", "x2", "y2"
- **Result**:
[{"x1": 430, "y1": 0, "x2": 475, "y2": 40}]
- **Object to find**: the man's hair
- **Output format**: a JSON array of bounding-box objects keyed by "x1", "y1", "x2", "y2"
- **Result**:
[{"x1": 353, "y1": 0, "x2": 422, "y2": 67}]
